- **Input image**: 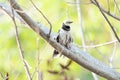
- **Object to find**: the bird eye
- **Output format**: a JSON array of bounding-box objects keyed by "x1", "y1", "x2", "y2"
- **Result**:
[{"x1": 66, "y1": 26, "x2": 70, "y2": 29}]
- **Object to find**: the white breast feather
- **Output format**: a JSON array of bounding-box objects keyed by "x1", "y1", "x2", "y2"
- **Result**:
[{"x1": 58, "y1": 29, "x2": 71, "y2": 46}]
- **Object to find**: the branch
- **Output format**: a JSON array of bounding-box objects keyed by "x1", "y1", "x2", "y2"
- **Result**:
[
  {"x1": 92, "y1": 0, "x2": 120, "y2": 43},
  {"x1": 0, "y1": 72, "x2": 4, "y2": 79},
  {"x1": 10, "y1": 1, "x2": 32, "y2": 80},
  {"x1": 9, "y1": 0, "x2": 120, "y2": 79},
  {"x1": 0, "y1": 3, "x2": 25, "y2": 23},
  {"x1": 113, "y1": 0, "x2": 120, "y2": 15},
  {"x1": 76, "y1": 0, "x2": 86, "y2": 51},
  {"x1": 76, "y1": 0, "x2": 98, "y2": 80},
  {"x1": 29, "y1": 0, "x2": 52, "y2": 37},
  {"x1": 107, "y1": 0, "x2": 110, "y2": 12},
  {"x1": 80, "y1": 40, "x2": 118, "y2": 48},
  {"x1": 91, "y1": 0, "x2": 120, "y2": 21},
  {"x1": 5, "y1": 73, "x2": 9, "y2": 80},
  {"x1": 65, "y1": 1, "x2": 92, "y2": 5}
]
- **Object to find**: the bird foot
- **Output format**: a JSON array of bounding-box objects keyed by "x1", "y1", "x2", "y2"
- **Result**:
[{"x1": 47, "y1": 34, "x2": 50, "y2": 38}]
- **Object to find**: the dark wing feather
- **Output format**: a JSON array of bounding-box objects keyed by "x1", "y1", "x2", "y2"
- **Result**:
[
  {"x1": 56, "y1": 35, "x2": 59, "y2": 42},
  {"x1": 53, "y1": 50, "x2": 59, "y2": 57},
  {"x1": 53, "y1": 31, "x2": 60, "y2": 57},
  {"x1": 56, "y1": 30, "x2": 60, "y2": 42},
  {"x1": 68, "y1": 36, "x2": 73, "y2": 43}
]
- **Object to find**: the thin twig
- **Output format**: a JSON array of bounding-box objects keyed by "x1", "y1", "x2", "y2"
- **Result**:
[
  {"x1": 5, "y1": 73, "x2": 9, "y2": 80},
  {"x1": 0, "y1": 3, "x2": 25, "y2": 23},
  {"x1": 9, "y1": 1, "x2": 32, "y2": 80},
  {"x1": 91, "y1": 0, "x2": 120, "y2": 21},
  {"x1": 59, "y1": 60, "x2": 72, "y2": 70},
  {"x1": 31, "y1": 66, "x2": 40, "y2": 79},
  {"x1": 76, "y1": 1, "x2": 98, "y2": 79},
  {"x1": 31, "y1": 36, "x2": 42, "y2": 79},
  {"x1": 114, "y1": 0, "x2": 120, "y2": 15},
  {"x1": 76, "y1": 0, "x2": 86, "y2": 51},
  {"x1": 88, "y1": 40, "x2": 117, "y2": 47},
  {"x1": 93, "y1": 0, "x2": 120, "y2": 43},
  {"x1": 66, "y1": 8, "x2": 70, "y2": 20},
  {"x1": 66, "y1": 0, "x2": 120, "y2": 21},
  {"x1": 65, "y1": 1, "x2": 92, "y2": 5},
  {"x1": 109, "y1": 42, "x2": 117, "y2": 68},
  {"x1": 109, "y1": 30, "x2": 117, "y2": 68},
  {"x1": 0, "y1": 72, "x2": 4, "y2": 80},
  {"x1": 31, "y1": 67, "x2": 37, "y2": 79},
  {"x1": 114, "y1": 1, "x2": 117, "y2": 16},
  {"x1": 38, "y1": 71, "x2": 43, "y2": 80},
  {"x1": 29, "y1": 0, "x2": 52, "y2": 37},
  {"x1": 36, "y1": 36, "x2": 41, "y2": 80},
  {"x1": 79, "y1": 40, "x2": 118, "y2": 48},
  {"x1": 107, "y1": 0, "x2": 110, "y2": 13}
]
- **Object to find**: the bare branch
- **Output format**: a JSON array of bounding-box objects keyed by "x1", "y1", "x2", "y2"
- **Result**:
[
  {"x1": 76, "y1": 0, "x2": 86, "y2": 51},
  {"x1": 36, "y1": 36, "x2": 40, "y2": 80},
  {"x1": 109, "y1": 29, "x2": 118, "y2": 68},
  {"x1": 76, "y1": 0, "x2": 98, "y2": 80},
  {"x1": 114, "y1": 0, "x2": 120, "y2": 15},
  {"x1": 65, "y1": 0, "x2": 120, "y2": 21},
  {"x1": 64, "y1": 1, "x2": 92, "y2": 5},
  {"x1": 9, "y1": 1, "x2": 32, "y2": 80},
  {"x1": 0, "y1": 72, "x2": 4, "y2": 80},
  {"x1": 92, "y1": 0, "x2": 120, "y2": 43},
  {"x1": 80, "y1": 40, "x2": 118, "y2": 48},
  {"x1": 107, "y1": 0, "x2": 110, "y2": 13},
  {"x1": 59, "y1": 60, "x2": 72, "y2": 70},
  {"x1": 114, "y1": 1, "x2": 117, "y2": 16},
  {"x1": 109, "y1": 42, "x2": 117, "y2": 68},
  {"x1": 9, "y1": 0, "x2": 120, "y2": 79},
  {"x1": 29, "y1": 0, "x2": 52, "y2": 37},
  {"x1": 91, "y1": 0, "x2": 120, "y2": 21},
  {"x1": 5, "y1": 73, "x2": 9, "y2": 80},
  {"x1": 0, "y1": 3, "x2": 25, "y2": 23},
  {"x1": 38, "y1": 71, "x2": 43, "y2": 80}
]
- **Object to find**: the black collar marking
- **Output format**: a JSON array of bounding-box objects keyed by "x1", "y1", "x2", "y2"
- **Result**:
[{"x1": 62, "y1": 23, "x2": 70, "y2": 31}]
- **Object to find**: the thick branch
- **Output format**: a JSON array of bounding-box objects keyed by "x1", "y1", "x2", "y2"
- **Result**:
[{"x1": 9, "y1": 0, "x2": 120, "y2": 80}]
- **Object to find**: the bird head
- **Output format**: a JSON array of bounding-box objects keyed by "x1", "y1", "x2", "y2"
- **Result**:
[
  {"x1": 62, "y1": 20, "x2": 73, "y2": 31},
  {"x1": 63, "y1": 20, "x2": 73, "y2": 26}
]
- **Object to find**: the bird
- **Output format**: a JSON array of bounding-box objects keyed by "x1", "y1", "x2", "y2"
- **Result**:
[{"x1": 53, "y1": 20, "x2": 73, "y2": 57}]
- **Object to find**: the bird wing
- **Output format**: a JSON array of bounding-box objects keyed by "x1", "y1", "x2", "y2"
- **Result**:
[
  {"x1": 56, "y1": 35, "x2": 59, "y2": 42},
  {"x1": 68, "y1": 33, "x2": 73, "y2": 43},
  {"x1": 56, "y1": 29, "x2": 61, "y2": 43}
]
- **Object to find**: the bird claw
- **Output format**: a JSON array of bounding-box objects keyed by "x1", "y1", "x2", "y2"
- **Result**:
[{"x1": 47, "y1": 34, "x2": 50, "y2": 38}]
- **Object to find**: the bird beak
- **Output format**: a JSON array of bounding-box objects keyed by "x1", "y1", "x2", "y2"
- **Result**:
[{"x1": 67, "y1": 21, "x2": 73, "y2": 24}]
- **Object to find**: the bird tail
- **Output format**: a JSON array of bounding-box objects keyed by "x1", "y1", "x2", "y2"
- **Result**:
[{"x1": 53, "y1": 50, "x2": 59, "y2": 57}]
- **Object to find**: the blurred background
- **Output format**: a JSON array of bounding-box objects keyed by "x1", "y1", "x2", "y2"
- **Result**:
[{"x1": 0, "y1": 0, "x2": 120, "y2": 80}]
